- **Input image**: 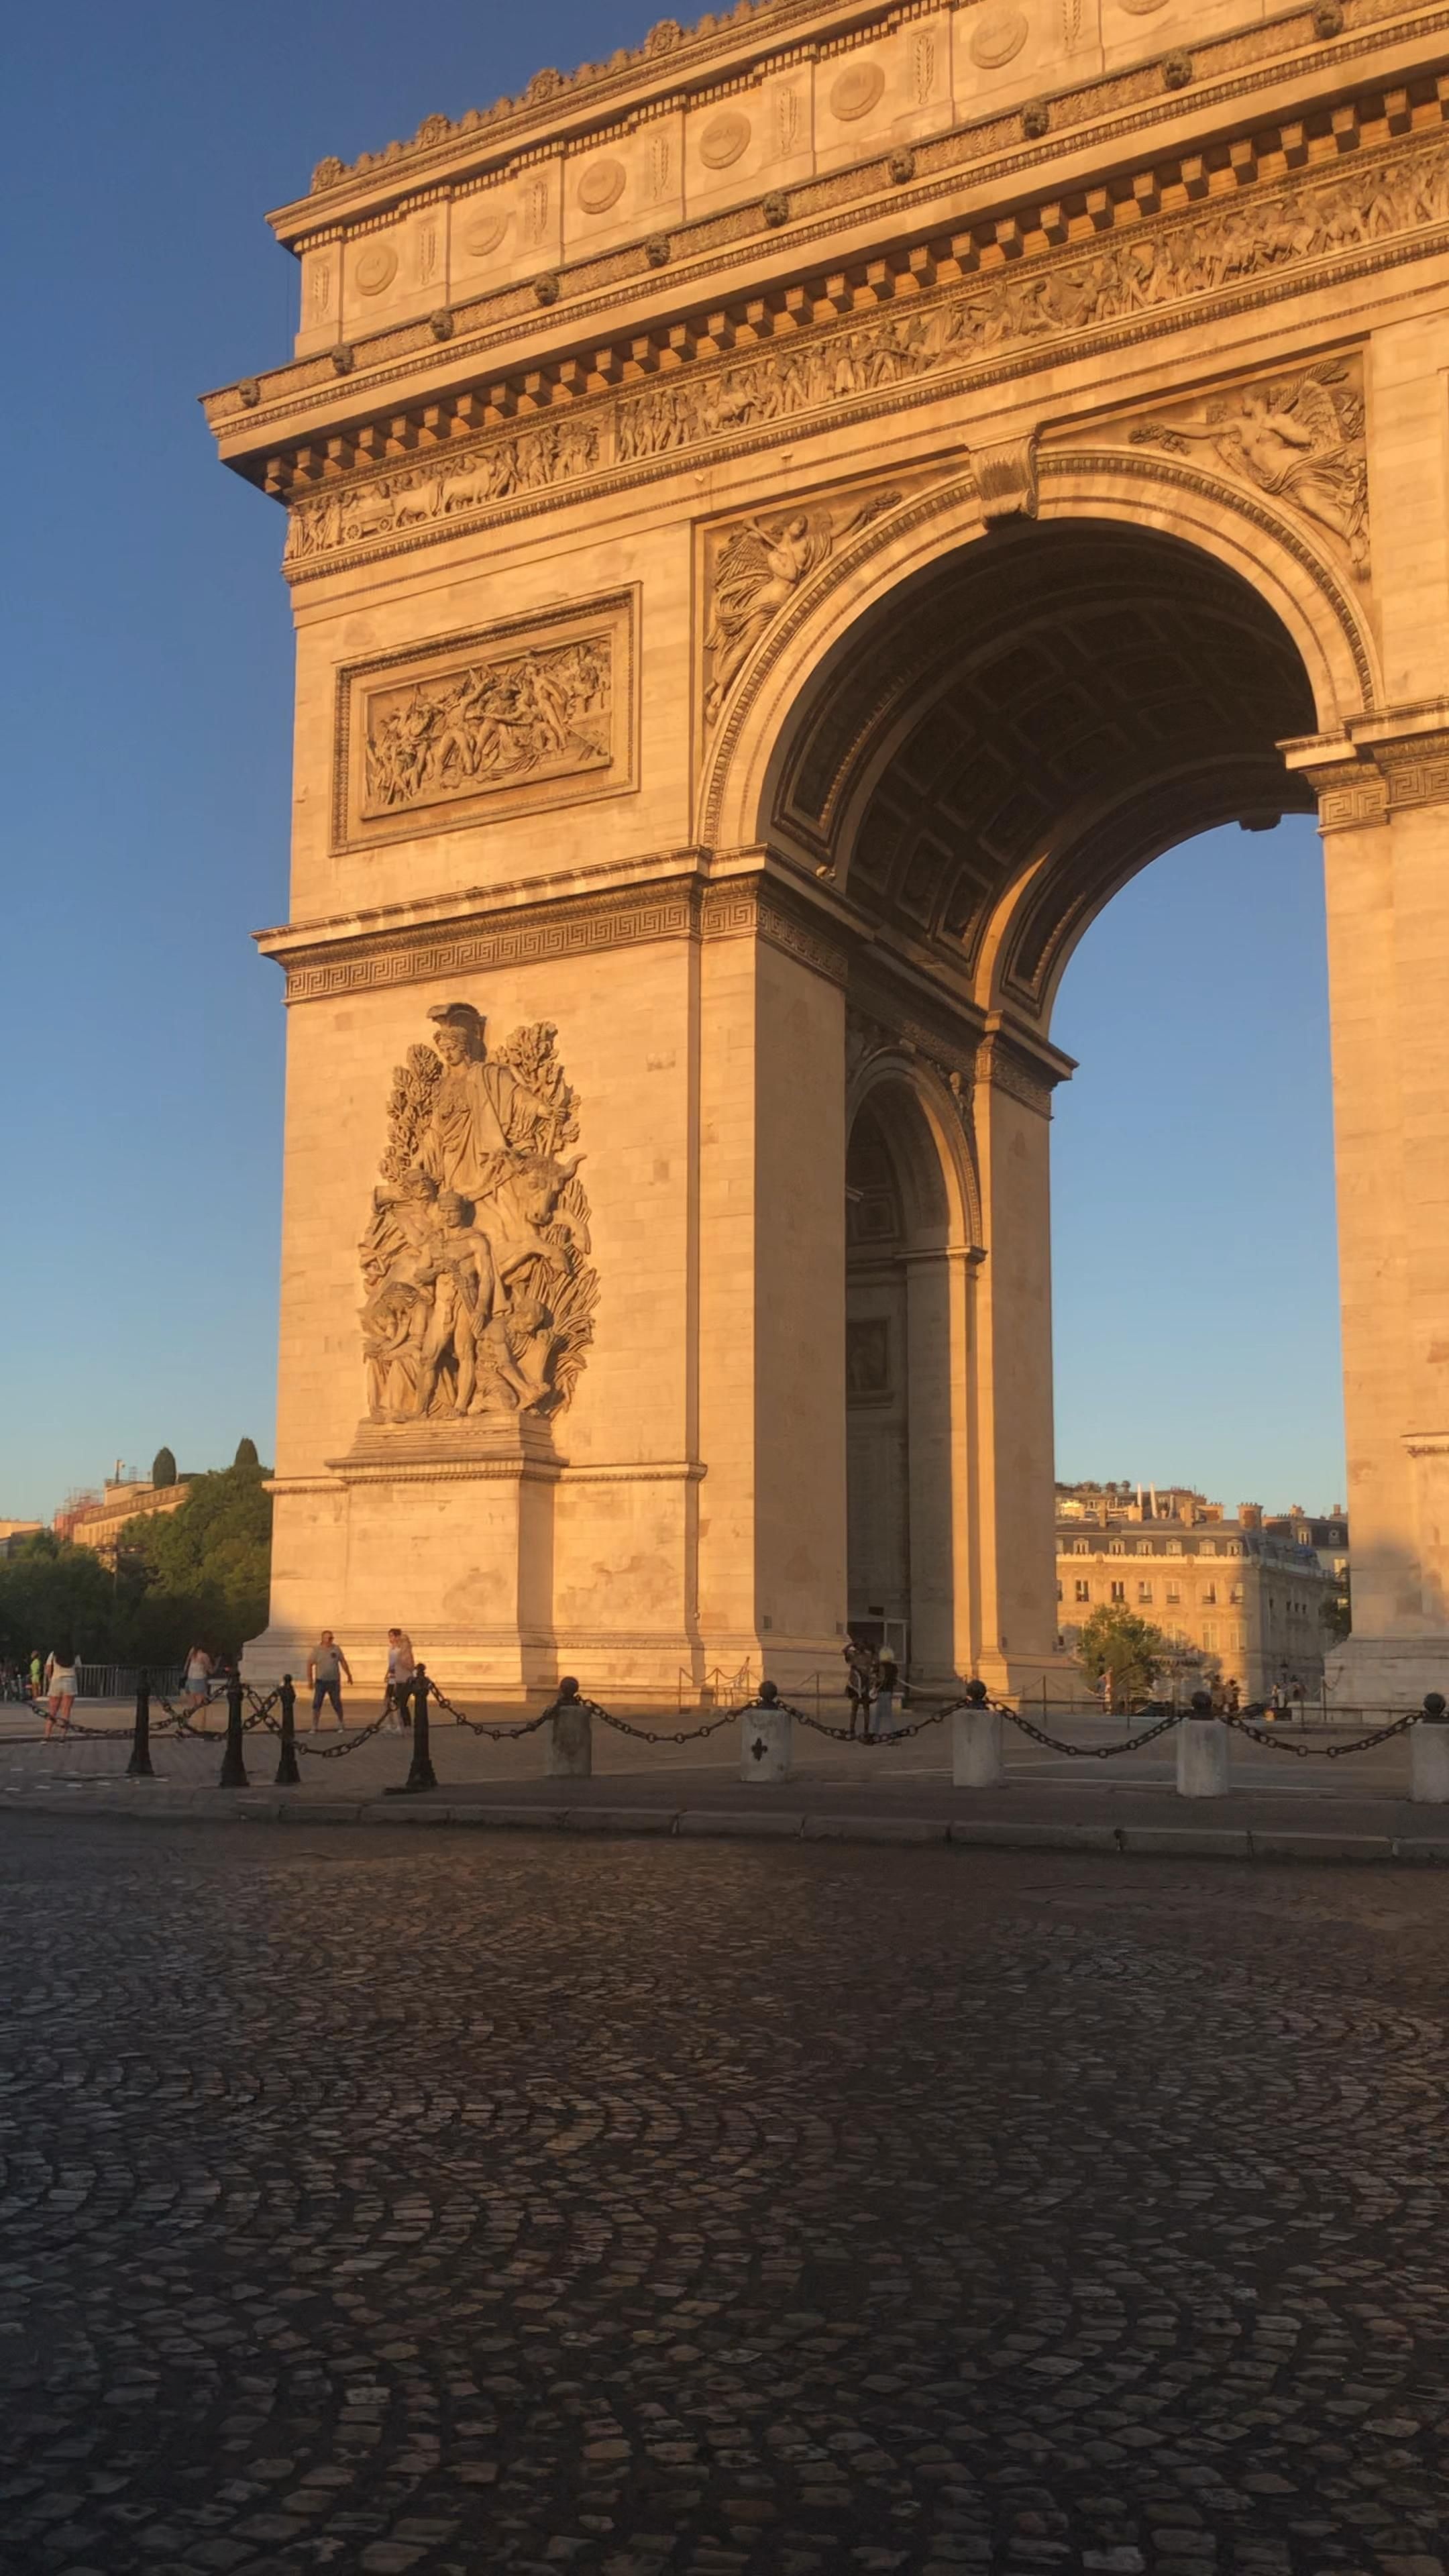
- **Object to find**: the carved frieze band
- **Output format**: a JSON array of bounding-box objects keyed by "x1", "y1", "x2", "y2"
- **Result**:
[
  {"x1": 282, "y1": 116, "x2": 1449, "y2": 581},
  {"x1": 278, "y1": 876, "x2": 849, "y2": 1002}
]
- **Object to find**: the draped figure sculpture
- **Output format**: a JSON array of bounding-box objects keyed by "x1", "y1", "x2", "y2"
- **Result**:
[{"x1": 359, "y1": 1004, "x2": 596, "y2": 1426}]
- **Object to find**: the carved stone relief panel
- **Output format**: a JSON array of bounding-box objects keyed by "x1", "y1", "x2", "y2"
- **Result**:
[
  {"x1": 333, "y1": 590, "x2": 637, "y2": 852},
  {"x1": 1099, "y1": 352, "x2": 1369, "y2": 579},
  {"x1": 698, "y1": 464, "x2": 947, "y2": 736},
  {"x1": 358, "y1": 1004, "x2": 596, "y2": 1440}
]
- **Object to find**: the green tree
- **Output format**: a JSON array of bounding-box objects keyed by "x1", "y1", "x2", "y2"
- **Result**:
[
  {"x1": 152, "y1": 1445, "x2": 177, "y2": 1489},
  {"x1": 0, "y1": 1535, "x2": 143, "y2": 1666},
  {"x1": 1076, "y1": 1603, "x2": 1169, "y2": 1708},
  {"x1": 117, "y1": 1459, "x2": 273, "y2": 1660},
  {"x1": 233, "y1": 1436, "x2": 260, "y2": 1468}
]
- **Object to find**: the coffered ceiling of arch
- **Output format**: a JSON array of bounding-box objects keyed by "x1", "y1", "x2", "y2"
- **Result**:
[{"x1": 768, "y1": 519, "x2": 1318, "y2": 1009}]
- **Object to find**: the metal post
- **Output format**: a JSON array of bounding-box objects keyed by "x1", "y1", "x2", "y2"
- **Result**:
[
  {"x1": 274, "y1": 1675, "x2": 301, "y2": 1788},
  {"x1": 404, "y1": 1664, "x2": 438, "y2": 1792},
  {"x1": 219, "y1": 1676, "x2": 249, "y2": 1788},
  {"x1": 547, "y1": 1676, "x2": 593, "y2": 1778},
  {"x1": 126, "y1": 1671, "x2": 154, "y2": 1780}
]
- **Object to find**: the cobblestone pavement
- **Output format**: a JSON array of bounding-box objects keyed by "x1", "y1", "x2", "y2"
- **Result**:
[{"x1": 1, "y1": 1820, "x2": 1446, "y2": 2576}]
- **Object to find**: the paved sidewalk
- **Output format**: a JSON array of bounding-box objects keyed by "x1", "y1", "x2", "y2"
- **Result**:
[{"x1": 1, "y1": 1699, "x2": 1445, "y2": 1860}]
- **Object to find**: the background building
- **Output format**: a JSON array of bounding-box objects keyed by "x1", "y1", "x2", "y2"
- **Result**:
[
  {"x1": 54, "y1": 1468, "x2": 193, "y2": 1564},
  {"x1": 1055, "y1": 1484, "x2": 1344, "y2": 1703}
]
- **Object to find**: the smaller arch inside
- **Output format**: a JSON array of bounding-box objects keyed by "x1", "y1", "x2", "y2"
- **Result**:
[{"x1": 845, "y1": 1078, "x2": 963, "y2": 1680}]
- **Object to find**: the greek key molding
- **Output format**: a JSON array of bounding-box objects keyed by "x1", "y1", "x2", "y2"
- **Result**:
[
  {"x1": 701, "y1": 881, "x2": 851, "y2": 984},
  {"x1": 279, "y1": 887, "x2": 697, "y2": 1004},
  {"x1": 977, "y1": 1032, "x2": 1058, "y2": 1119}
]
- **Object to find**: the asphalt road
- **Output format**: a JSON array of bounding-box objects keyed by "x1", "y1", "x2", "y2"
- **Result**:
[{"x1": 0, "y1": 1817, "x2": 1445, "y2": 2575}]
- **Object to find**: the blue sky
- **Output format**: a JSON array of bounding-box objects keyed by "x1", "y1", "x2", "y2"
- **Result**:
[{"x1": 1, "y1": 5, "x2": 1344, "y2": 1521}]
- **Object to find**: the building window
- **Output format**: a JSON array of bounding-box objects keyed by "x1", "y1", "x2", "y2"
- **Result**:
[
  {"x1": 1167, "y1": 1539, "x2": 1182, "y2": 1556},
  {"x1": 1073, "y1": 1540, "x2": 1090, "y2": 1556},
  {"x1": 1166, "y1": 1582, "x2": 1181, "y2": 1606},
  {"x1": 1056, "y1": 1580, "x2": 1063, "y2": 1603},
  {"x1": 1201, "y1": 1583, "x2": 1217, "y2": 1606},
  {"x1": 1109, "y1": 1540, "x2": 1125, "y2": 1556},
  {"x1": 1229, "y1": 1583, "x2": 1243, "y2": 1605},
  {"x1": 1226, "y1": 1542, "x2": 1242, "y2": 1557},
  {"x1": 1074, "y1": 1578, "x2": 1090, "y2": 1604},
  {"x1": 1138, "y1": 1582, "x2": 1153, "y2": 1605},
  {"x1": 1203, "y1": 1623, "x2": 1219, "y2": 1652},
  {"x1": 1110, "y1": 1580, "x2": 1126, "y2": 1603},
  {"x1": 1232, "y1": 1623, "x2": 1246, "y2": 1650}
]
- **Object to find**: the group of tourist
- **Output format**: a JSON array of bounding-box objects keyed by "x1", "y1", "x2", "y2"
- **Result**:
[{"x1": 843, "y1": 1636, "x2": 902, "y2": 1738}]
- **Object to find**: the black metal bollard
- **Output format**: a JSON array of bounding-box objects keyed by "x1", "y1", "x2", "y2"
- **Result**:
[
  {"x1": 1424, "y1": 1692, "x2": 1448, "y2": 1721},
  {"x1": 404, "y1": 1663, "x2": 438, "y2": 1792},
  {"x1": 219, "y1": 1676, "x2": 249, "y2": 1788},
  {"x1": 126, "y1": 1671, "x2": 154, "y2": 1780},
  {"x1": 274, "y1": 1675, "x2": 301, "y2": 1787}
]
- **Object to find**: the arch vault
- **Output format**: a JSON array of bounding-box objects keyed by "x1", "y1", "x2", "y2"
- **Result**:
[{"x1": 211, "y1": 0, "x2": 1449, "y2": 1702}]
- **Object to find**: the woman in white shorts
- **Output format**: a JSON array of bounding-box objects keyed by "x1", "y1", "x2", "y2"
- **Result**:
[{"x1": 44, "y1": 1645, "x2": 79, "y2": 1737}]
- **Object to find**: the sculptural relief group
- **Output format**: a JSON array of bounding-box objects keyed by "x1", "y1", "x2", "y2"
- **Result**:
[
  {"x1": 359, "y1": 1006, "x2": 597, "y2": 1430},
  {"x1": 364, "y1": 637, "x2": 612, "y2": 814}
]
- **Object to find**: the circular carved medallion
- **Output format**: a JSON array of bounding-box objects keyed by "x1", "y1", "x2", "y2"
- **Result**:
[
  {"x1": 969, "y1": 6, "x2": 1030, "y2": 67},
  {"x1": 700, "y1": 109, "x2": 752, "y2": 168},
  {"x1": 1116, "y1": 0, "x2": 1167, "y2": 13},
  {"x1": 354, "y1": 241, "x2": 399, "y2": 295},
  {"x1": 462, "y1": 208, "x2": 510, "y2": 260},
  {"x1": 830, "y1": 60, "x2": 885, "y2": 121},
  {"x1": 577, "y1": 156, "x2": 627, "y2": 214}
]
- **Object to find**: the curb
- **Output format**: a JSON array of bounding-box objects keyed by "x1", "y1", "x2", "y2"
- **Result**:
[{"x1": 1, "y1": 1786, "x2": 1448, "y2": 1861}]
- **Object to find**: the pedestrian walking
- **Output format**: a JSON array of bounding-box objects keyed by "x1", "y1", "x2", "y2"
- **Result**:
[
  {"x1": 182, "y1": 1643, "x2": 214, "y2": 1712},
  {"x1": 44, "y1": 1643, "x2": 79, "y2": 1737},
  {"x1": 28, "y1": 1649, "x2": 42, "y2": 1703},
  {"x1": 844, "y1": 1640, "x2": 873, "y2": 1739},
  {"x1": 384, "y1": 1627, "x2": 415, "y2": 1731},
  {"x1": 307, "y1": 1631, "x2": 353, "y2": 1732},
  {"x1": 871, "y1": 1645, "x2": 900, "y2": 1739}
]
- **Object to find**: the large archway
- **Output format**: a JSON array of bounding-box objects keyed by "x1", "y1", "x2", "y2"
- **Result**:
[{"x1": 764, "y1": 513, "x2": 1325, "y2": 1690}]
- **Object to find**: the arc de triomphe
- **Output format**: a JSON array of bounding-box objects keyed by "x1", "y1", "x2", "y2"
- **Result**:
[{"x1": 209, "y1": 0, "x2": 1449, "y2": 1705}]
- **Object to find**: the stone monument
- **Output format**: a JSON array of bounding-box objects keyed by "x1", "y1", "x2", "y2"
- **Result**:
[{"x1": 208, "y1": 0, "x2": 1449, "y2": 1705}]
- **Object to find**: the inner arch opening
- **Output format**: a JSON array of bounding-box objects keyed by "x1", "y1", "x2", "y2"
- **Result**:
[
  {"x1": 845, "y1": 1079, "x2": 960, "y2": 1681},
  {"x1": 768, "y1": 516, "x2": 1320, "y2": 1030}
]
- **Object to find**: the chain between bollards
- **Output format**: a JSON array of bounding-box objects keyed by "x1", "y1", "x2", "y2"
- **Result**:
[
  {"x1": 403, "y1": 1663, "x2": 438, "y2": 1792},
  {"x1": 218, "y1": 1676, "x2": 249, "y2": 1789},
  {"x1": 274, "y1": 1676, "x2": 301, "y2": 1787},
  {"x1": 126, "y1": 1672, "x2": 154, "y2": 1780}
]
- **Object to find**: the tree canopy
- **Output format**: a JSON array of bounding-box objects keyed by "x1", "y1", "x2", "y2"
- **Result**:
[
  {"x1": 1075, "y1": 1603, "x2": 1169, "y2": 1707},
  {"x1": 233, "y1": 1436, "x2": 260, "y2": 1468},
  {"x1": 0, "y1": 1460, "x2": 272, "y2": 1668},
  {"x1": 151, "y1": 1445, "x2": 177, "y2": 1489}
]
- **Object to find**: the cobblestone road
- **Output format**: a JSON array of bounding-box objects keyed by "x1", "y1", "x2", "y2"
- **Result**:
[{"x1": 1, "y1": 1821, "x2": 1446, "y2": 2576}]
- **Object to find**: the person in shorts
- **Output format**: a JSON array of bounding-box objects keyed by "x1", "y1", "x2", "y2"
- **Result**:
[
  {"x1": 307, "y1": 1631, "x2": 352, "y2": 1732},
  {"x1": 182, "y1": 1644, "x2": 214, "y2": 1712},
  {"x1": 44, "y1": 1643, "x2": 79, "y2": 1738},
  {"x1": 384, "y1": 1627, "x2": 415, "y2": 1732}
]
